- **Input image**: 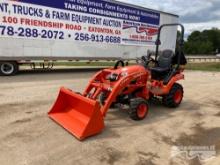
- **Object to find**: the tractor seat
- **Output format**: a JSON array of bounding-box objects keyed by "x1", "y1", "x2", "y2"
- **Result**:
[
  {"x1": 150, "y1": 67, "x2": 170, "y2": 73},
  {"x1": 150, "y1": 49, "x2": 174, "y2": 80}
]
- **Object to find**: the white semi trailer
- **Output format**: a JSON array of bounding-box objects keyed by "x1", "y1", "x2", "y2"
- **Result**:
[{"x1": 0, "y1": 0, "x2": 179, "y2": 75}]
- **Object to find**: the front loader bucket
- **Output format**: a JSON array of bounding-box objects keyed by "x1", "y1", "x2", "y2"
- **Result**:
[{"x1": 48, "y1": 87, "x2": 104, "y2": 140}]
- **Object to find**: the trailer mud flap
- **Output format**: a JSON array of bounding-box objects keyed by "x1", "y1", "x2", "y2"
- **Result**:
[{"x1": 48, "y1": 87, "x2": 104, "y2": 140}]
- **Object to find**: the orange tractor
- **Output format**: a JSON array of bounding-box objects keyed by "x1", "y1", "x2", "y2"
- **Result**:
[{"x1": 48, "y1": 24, "x2": 186, "y2": 140}]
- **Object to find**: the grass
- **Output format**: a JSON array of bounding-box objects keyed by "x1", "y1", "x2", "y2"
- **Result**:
[
  {"x1": 185, "y1": 62, "x2": 220, "y2": 71},
  {"x1": 55, "y1": 61, "x2": 116, "y2": 67},
  {"x1": 24, "y1": 61, "x2": 220, "y2": 72},
  {"x1": 56, "y1": 61, "x2": 220, "y2": 72}
]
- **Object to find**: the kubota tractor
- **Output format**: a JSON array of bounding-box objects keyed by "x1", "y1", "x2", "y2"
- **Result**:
[{"x1": 48, "y1": 24, "x2": 186, "y2": 140}]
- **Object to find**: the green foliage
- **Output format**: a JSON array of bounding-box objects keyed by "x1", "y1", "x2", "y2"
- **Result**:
[{"x1": 184, "y1": 28, "x2": 220, "y2": 55}]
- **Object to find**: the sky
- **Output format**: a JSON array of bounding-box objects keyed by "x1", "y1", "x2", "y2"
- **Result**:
[{"x1": 118, "y1": 0, "x2": 220, "y2": 36}]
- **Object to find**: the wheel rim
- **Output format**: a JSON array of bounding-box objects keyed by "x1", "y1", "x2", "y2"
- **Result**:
[
  {"x1": 173, "y1": 90, "x2": 183, "y2": 104},
  {"x1": 137, "y1": 104, "x2": 148, "y2": 118},
  {"x1": 1, "y1": 63, "x2": 14, "y2": 75}
]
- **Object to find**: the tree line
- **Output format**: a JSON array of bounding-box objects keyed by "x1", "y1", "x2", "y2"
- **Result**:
[{"x1": 183, "y1": 28, "x2": 220, "y2": 55}]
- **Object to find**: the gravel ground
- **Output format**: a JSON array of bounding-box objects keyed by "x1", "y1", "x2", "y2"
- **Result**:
[{"x1": 0, "y1": 69, "x2": 220, "y2": 165}]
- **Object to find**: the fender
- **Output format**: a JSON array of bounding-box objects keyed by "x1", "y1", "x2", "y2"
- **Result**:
[{"x1": 150, "y1": 73, "x2": 184, "y2": 95}]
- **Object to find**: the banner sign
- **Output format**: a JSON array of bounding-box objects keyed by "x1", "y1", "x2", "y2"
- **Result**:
[{"x1": 0, "y1": 0, "x2": 160, "y2": 45}]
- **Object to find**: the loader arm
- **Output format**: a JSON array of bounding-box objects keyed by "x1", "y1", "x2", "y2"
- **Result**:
[
  {"x1": 100, "y1": 72, "x2": 148, "y2": 116},
  {"x1": 81, "y1": 69, "x2": 148, "y2": 117}
]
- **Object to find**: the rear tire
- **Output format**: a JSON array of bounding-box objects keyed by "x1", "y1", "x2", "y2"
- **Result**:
[
  {"x1": 129, "y1": 98, "x2": 149, "y2": 120},
  {"x1": 162, "y1": 83, "x2": 184, "y2": 108},
  {"x1": 0, "y1": 61, "x2": 18, "y2": 76}
]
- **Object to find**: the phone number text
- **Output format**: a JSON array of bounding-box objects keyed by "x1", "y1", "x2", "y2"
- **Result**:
[{"x1": 0, "y1": 26, "x2": 121, "y2": 44}]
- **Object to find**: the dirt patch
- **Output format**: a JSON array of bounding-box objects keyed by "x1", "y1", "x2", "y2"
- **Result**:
[
  {"x1": 211, "y1": 100, "x2": 220, "y2": 108},
  {"x1": 0, "y1": 102, "x2": 22, "y2": 109},
  {"x1": 2, "y1": 132, "x2": 33, "y2": 143},
  {"x1": 193, "y1": 112, "x2": 204, "y2": 117},
  {"x1": 0, "y1": 100, "x2": 49, "y2": 115},
  {"x1": 0, "y1": 103, "x2": 23, "y2": 115},
  {"x1": 25, "y1": 111, "x2": 33, "y2": 114},
  {"x1": 12, "y1": 118, "x2": 32, "y2": 124},
  {"x1": 170, "y1": 157, "x2": 202, "y2": 165},
  {"x1": 99, "y1": 147, "x2": 124, "y2": 165},
  {"x1": 204, "y1": 99, "x2": 220, "y2": 109},
  {"x1": 188, "y1": 158, "x2": 202, "y2": 165},
  {"x1": 159, "y1": 123, "x2": 220, "y2": 150},
  {"x1": 161, "y1": 136, "x2": 174, "y2": 145},
  {"x1": 2, "y1": 122, "x2": 46, "y2": 144},
  {"x1": 175, "y1": 123, "x2": 220, "y2": 149},
  {"x1": 169, "y1": 157, "x2": 202, "y2": 165},
  {"x1": 136, "y1": 152, "x2": 160, "y2": 165},
  {"x1": 158, "y1": 123, "x2": 220, "y2": 164},
  {"x1": 215, "y1": 112, "x2": 220, "y2": 117},
  {"x1": 181, "y1": 102, "x2": 201, "y2": 111}
]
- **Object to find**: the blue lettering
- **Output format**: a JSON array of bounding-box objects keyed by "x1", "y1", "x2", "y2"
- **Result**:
[
  {"x1": 52, "y1": 11, "x2": 70, "y2": 21},
  {"x1": 12, "y1": 5, "x2": 43, "y2": 18},
  {"x1": 0, "y1": 3, "x2": 8, "y2": 13}
]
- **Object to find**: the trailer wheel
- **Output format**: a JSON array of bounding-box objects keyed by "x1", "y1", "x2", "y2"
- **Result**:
[
  {"x1": 162, "y1": 83, "x2": 184, "y2": 108},
  {"x1": 129, "y1": 98, "x2": 149, "y2": 120},
  {"x1": 0, "y1": 61, "x2": 18, "y2": 76}
]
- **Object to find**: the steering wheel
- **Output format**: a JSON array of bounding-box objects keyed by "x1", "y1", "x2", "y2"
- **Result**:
[
  {"x1": 114, "y1": 60, "x2": 125, "y2": 69},
  {"x1": 136, "y1": 54, "x2": 154, "y2": 67}
]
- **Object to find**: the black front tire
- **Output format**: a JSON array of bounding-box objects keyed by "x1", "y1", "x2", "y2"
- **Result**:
[
  {"x1": 162, "y1": 83, "x2": 184, "y2": 108},
  {"x1": 0, "y1": 61, "x2": 18, "y2": 76},
  {"x1": 129, "y1": 98, "x2": 149, "y2": 121},
  {"x1": 99, "y1": 92, "x2": 116, "y2": 108},
  {"x1": 99, "y1": 92, "x2": 107, "y2": 106}
]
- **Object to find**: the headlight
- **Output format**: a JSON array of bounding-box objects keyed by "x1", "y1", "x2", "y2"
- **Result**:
[{"x1": 109, "y1": 73, "x2": 118, "y2": 81}]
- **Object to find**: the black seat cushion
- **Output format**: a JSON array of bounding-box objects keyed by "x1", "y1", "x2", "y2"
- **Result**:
[
  {"x1": 151, "y1": 50, "x2": 174, "y2": 80},
  {"x1": 150, "y1": 67, "x2": 170, "y2": 80},
  {"x1": 150, "y1": 67, "x2": 170, "y2": 73},
  {"x1": 158, "y1": 50, "x2": 174, "y2": 68}
]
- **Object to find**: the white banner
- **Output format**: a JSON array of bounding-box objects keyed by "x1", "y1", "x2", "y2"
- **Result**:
[{"x1": 0, "y1": 0, "x2": 160, "y2": 46}]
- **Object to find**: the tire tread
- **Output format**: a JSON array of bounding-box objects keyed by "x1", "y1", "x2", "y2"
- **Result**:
[
  {"x1": 129, "y1": 98, "x2": 148, "y2": 120},
  {"x1": 163, "y1": 83, "x2": 184, "y2": 108}
]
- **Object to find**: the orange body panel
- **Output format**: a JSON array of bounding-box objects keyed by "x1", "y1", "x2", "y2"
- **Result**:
[{"x1": 149, "y1": 73, "x2": 184, "y2": 95}]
